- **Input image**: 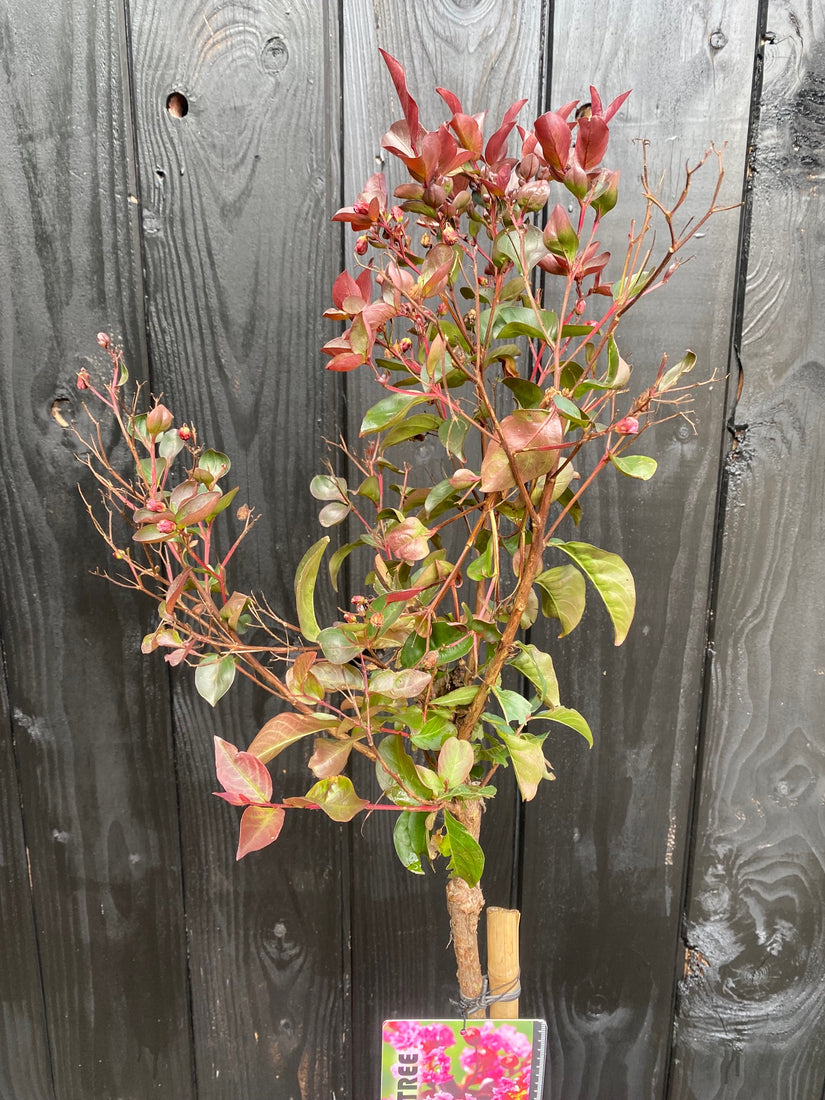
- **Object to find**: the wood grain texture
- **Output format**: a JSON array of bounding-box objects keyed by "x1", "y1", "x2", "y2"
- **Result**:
[
  {"x1": 126, "y1": 3, "x2": 346, "y2": 1096},
  {"x1": 0, "y1": 1, "x2": 195, "y2": 1097},
  {"x1": 0, "y1": 659, "x2": 54, "y2": 1099},
  {"x1": 520, "y1": 2, "x2": 760, "y2": 1096},
  {"x1": 670, "y1": 4, "x2": 825, "y2": 1095},
  {"x1": 339, "y1": 7, "x2": 548, "y2": 1092}
]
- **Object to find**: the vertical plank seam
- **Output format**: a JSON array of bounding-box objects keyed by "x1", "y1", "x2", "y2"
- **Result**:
[
  {"x1": 661, "y1": 2, "x2": 773, "y2": 1093},
  {"x1": 0, "y1": 630, "x2": 58, "y2": 1100},
  {"x1": 514, "y1": 0, "x2": 556, "y2": 921},
  {"x1": 334, "y1": 2, "x2": 355, "y2": 1097},
  {"x1": 118, "y1": 0, "x2": 200, "y2": 1096}
]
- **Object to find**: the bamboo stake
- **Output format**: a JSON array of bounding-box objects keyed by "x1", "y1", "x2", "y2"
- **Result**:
[{"x1": 486, "y1": 907, "x2": 520, "y2": 1019}]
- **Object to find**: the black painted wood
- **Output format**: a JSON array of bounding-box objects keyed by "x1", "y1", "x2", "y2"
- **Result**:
[
  {"x1": 670, "y1": 4, "x2": 825, "y2": 1096},
  {"x1": 521, "y1": 2, "x2": 760, "y2": 1096},
  {"x1": 0, "y1": 654, "x2": 54, "y2": 1100},
  {"x1": 0, "y1": 2, "x2": 821, "y2": 1097},
  {"x1": 125, "y1": 3, "x2": 347, "y2": 1096},
  {"x1": 0, "y1": 1, "x2": 195, "y2": 1096}
]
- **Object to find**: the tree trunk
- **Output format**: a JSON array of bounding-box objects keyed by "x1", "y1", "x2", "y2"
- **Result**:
[{"x1": 445, "y1": 800, "x2": 485, "y2": 1018}]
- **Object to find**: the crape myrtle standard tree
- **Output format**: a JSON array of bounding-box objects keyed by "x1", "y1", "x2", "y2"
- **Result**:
[{"x1": 75, "y1": 52, "x2": 728, "y2": 1013}]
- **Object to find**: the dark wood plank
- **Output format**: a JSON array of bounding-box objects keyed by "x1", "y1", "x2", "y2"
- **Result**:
[
  {"x1": 520, "y1": 3, "x2": 760, "y2": 1095},
  {"x1": 126, "y1": 4, "x2": 347, "y2": 1096},
  {"x1": 340, "y1": 5, "x2": 548, "y2": 1091},
  {"x1": 0, "y1": 659, "x2": 54, "y2": 1099},
  {"x1": 669, "y1": 5, "x2": 825, "y2": 1095},
  {"x1": 0, "y1": 2, "x2": 195, "y2": 1097}
]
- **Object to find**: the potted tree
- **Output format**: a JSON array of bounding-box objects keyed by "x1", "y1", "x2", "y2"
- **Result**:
[{"x1": 76, "y1": 50, "x2": 727, "y2": 1043}]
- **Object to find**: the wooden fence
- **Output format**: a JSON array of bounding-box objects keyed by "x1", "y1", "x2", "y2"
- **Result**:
[{"x1": 1, "y1": 1, "x2": 823, "y2": 1096}]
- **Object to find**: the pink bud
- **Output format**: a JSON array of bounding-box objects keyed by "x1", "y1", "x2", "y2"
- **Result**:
[
  {"x1": 76, "y1": 369, "x2": 91, "y2": 390},
  {"x1": 354, "y1": 235, "x2": 368, "y2": 256},
  {"x1": 96, "y1": 332, "x2": 110, "y2": 348},
  {"x1": 574, "y1": 298, "x2": 586, "y2": 315},
  {"x1": 615, "y1": 416, "x2": 640, "y2": 435},
  {"x1": 146, "y1": 403, "x2": 174, "y2": 435},
  {"x1": 157, "y1": 519, "x2": 176, "y2": 534},
  {"x1": 177, "y1": 424, "x2": 192, "y2": 441},
  {"x1": 146, "y1": 498, "x2": 165, "y2": 512}
]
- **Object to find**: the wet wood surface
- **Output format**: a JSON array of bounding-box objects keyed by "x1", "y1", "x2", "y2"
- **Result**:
[
  {"x1": 0, "y1": 0, "x2": 195, "y2": 1096},
  {"x1": 670, "y1": 3, "x2": 825, "y2": 1095},
  {"x1": 125, "y1": 2, "x2": 346, "y2": 1096},
  {"x1": 523, "y1": 1, "x2": 760, "y2": 1095}
]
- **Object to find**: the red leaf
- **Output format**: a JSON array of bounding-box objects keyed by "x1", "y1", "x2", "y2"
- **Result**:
[
  {"x1": 236, "y1": 805, "x2": 285, "y2": 859},
  {"x1": 436, "y1": 86, "x2": 462, "y2": 114},
  {"x1": 574, "y1": 117, "x2": 609, "y2": 171},
  {"x1": 379, "y1": 50, "x2": 423, "y2": 153},
  {"x1": 599, "y1": 88, "x2": 631, "y2": 124},
  {"x1": 248, "y1": 712, "x2": 338, "y2": 764},
  {"x1": 450, "y1": 112, "x2": 484, "y2": 156},
  {"x1": 485, "y1": 98, "x2": 528, "y2": 166},
  {"x1": 534, "y1": 111, "x2": 571, "y2": 179},
  {"x1": 214, "y1": 737, "x2": 273, "y2": 803}
]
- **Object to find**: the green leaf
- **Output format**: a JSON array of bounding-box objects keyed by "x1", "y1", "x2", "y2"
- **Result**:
[
  {"x1": 195, "y1": 654, "x2": 236, "y2": 706},
  {"x1": 376, "y1": 735, "x2": 432, "y2": 805},
  {"x1": 317, "y1": 626, "x2": 364, "y2": 664},
  {"x1": 609, "y1": 454, "x2": 657, "y2": 480},
  {"x1": 328, "y1": 539, "x2": 364, "y2": 592},
  {"x1": 410, "y1": 714, "x2": 456, "y2": 750},
  {"x1": 196, "y1": 449, "x2": 231, "y2": 485},
  {"x1": 503, "y1": 377, "x2": 544, "y2": 409},
  {"x1": 294, "y1": 536, "x2": 329, "y2": 642},
  {"x1": 496, "y1": 729, "x2": 553, "y2": 800},
  {"x1": 431, "y1": 685, "x2": 480, "y2": 708},
  {"x1": 443, "y1": 810, "x2": 485, "y2": 886},
  {"x1": 437, "y1": 737, "x2": 474, "y2": 788},
  {"x1": 508, "y1": 643, "x2": 560, "y2": 708},
  {"x1": 393, "y1": 810, "x2": 428, "y2": 874},
  {"x1": 552, "y1": 540, "x2": 636, "y2": 645},
  {"x1": 310, "y1": 474, "x2": 347, "y2": 501},
  {"x1": 538, "y1": 706, "x2": 593, "y2": 747},
  {"x1": 369, "y1": 668, "x2": 432, "y2": 700},
  {"x1": 553, "y1": 394, "x2": 590, "y2": 427},
  {"x1": 302, "y1": 776, "x2": 369, "y2": 822},
  {"x1": 424, "y1": 478, "x2": 459, "y2": 517},
  {"x1": 438, "y1": 417, "x2": 469, "y2": 461},
  {"x1": 318, "y1": 501, "x2": 351, "y2": 527},
  {"x1": 492, "y1": 687, "x2": 533, "y2": 728},
  {"x1": 360, "y1": 392, "x2": 426, "y2": 434},
  {"x1": 493, "y1": 305, "x2": 558, "y2": 343},
  {"x1": 658, "y1": 349, "x2": 696, "y2": 392},
  {"x1": 381, "y1": 414, "x2": 441, "y2": 450},
  {"x1": 248, "y1": 711, "x2": 339, "y2": 764},
  {"x1": 534, "y1": 564, "x2": 586, "y2": 637},
  {"x1": 492, "y1": 226, "x2": 547, "y2": 276}
]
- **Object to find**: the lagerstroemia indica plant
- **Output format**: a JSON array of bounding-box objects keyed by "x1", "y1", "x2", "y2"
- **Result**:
[{"x1": 76, "y1": 52, "x2": 728, "y2": 1011}]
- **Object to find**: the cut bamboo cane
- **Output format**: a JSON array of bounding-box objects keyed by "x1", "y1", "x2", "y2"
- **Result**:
[{"x1": 486, "y1": 907, "x2": 520, "y2": 1019}]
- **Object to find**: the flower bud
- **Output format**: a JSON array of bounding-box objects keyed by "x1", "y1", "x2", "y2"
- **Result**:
[
  {"x1": 157, "y1": 519, "x2": 176, "y2": 534},
  {"x1": 516, "y1": 179, "x2": 551, "y2": 212},
  {"x1": 369, "y1": 612, "x2": 384, "y2": 629},
  {"x1": 354, "y1": 235, "x2": 368, "y2": 256},
  {"x1": 76, "y1": 369, "x2": 91, "y2": 390},
  {"x1": 146, "y1": 497, "x2": 165, "y2": 513},
  {"x1": 615, "y1": 416, "x2": 640, "y2": 435},
  {"x1": 177, "y1": 424, "x2": 192, "y2": 441},
  {"x1": 574, "y1": 298, "x2": 586, "y2": 315},
  {"x1": 146, "y1": 403, "x2": 173, "y2": 435},
  {"x1": 96, "y1": 332, "x2": 110, "y2": 348},
  {"x1": 441, "y1": 225, "x2": 459, "y2": 245}
]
